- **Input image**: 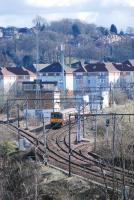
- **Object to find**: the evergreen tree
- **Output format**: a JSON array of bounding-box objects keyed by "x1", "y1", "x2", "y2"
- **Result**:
[
  {"x1": 119, "y1": 30, "x2": 124, "y2": 35},
  {"x1": 110, "y1": 24, "x2": 118, "y2": 34},
  {"x1": 72, "y1": 23, "x2": 81, "y2": 37}
]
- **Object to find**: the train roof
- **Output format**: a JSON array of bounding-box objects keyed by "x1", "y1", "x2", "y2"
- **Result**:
[
  {"x1": 52, "y1": 108, "x2": 77, "y2": 114},
  {"x1": 52, "y1": 106, "x2": 90, "y2": 115}
]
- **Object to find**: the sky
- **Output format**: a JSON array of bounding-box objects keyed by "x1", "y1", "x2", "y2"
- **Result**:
[{"x1": 0, "y1": 0, "x2": 134, "y2": 30}]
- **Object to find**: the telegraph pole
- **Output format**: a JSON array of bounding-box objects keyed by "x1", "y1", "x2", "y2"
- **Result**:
[
  {"x1": 82, "y1": 99, "x2": 85, "y2": 138},
  {"x1": 105, "y1": 118, "x2": 110, "y2": 147},
  {"x1": 112, "y1": 85, "x2": 115, "y2": 106},
  {"x1": 17, "y1": 104, "x2": 20, "y2": 128},
  {"x1": 112, "y1": 114, "x2": 116, "y2": 158},
  {"x1": 25, "y1": 99, "x2": 28, "y2": 130},
  {"x1": 112, "y1": 113, "x2": 116, "y2": 199},
  {"x1": 76, "y1": 104, "x2": 81, "y2": 143},
  {"x1": 61, "y1": 44, "x2": 65, "y2": 93},
  {"x1": 94, "y1": 114, "x2": 97, "y2": 151},
  {"x1": 43, "y1": 115, "x2": 47, "y2": 165},
  {"x1": 6, "y1": 100, "x2": 9, "y2": 122},
  {"x1": 69, "y1": 114, "x2": 71, "y2": 177},
  {"x1": 33, "y1": 16, "x2": 43, "y2": 110},
  {"x1": 17, "y1": 104, "x2": 20, "y2": 149},
  {"x1": 76, "y1": 96, "x2": 82, "y2": 143}
]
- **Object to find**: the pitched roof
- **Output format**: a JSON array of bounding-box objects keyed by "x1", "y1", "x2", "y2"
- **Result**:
[
  {"x1": 23, "y1": 65, "x2": 36, "y2": 73},
  {"x1": 6, "y1": 67, "x2": 30, "y2": 75},
  {"x1": 0, "y1": 67, "x2": 15, "y2": 76},
  {"x1": 74, "y1": 66, "x2": 86, "y2": 72},
  {"x1": 113, "y1": 63, "x2": 134, "y2": 71},
  {"x1": 71, "y1": 61, "x2": 82, "y2": 69},
  {"x1": 128, "y1": 59, "x2": 134, "y2": 66},
  {"x1": 22, "y1": 67, "x2": 36, "y2": 76},
  {"x1": 40, "y1": 62, "x2": 63, "y2": 73},
  {"x1": 123, "y1": 60, "x2": 134, "y2": 67},
  {"x1": 0, "y1": 68, "x2": 3, "y2": 75},
  {"x1": 104, "y1": 62, "x2": 120, "y2": 72},
  {"x1": 33, "y1": 63, "x2": 50, "y2": 71},
  {"x1": 84, "y1": 63, "x2": 108, "y2": 72}
]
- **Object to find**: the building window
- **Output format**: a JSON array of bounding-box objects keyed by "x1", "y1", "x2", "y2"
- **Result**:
[
  {"x1": 100, "y1": 79, "x2": 105, "y2": 83},
  {"x1": 56, "y1": 73, "x2": 60, "y2": 76},
  {"x1": 48, "y1": 73, "x2": 55, "y2": 76},
  {"x1": 99, "y1": 72, "x2": 105, "y2": 76},
  {"x1": 126, "y1": 72, "x2": 130, "y2": 75},
  {"x1": 76, "y1": 79, "x2": 83, "y2": 86},
  {"x1": 76, "y1": 75, "x2": 83, "y2": 79}
]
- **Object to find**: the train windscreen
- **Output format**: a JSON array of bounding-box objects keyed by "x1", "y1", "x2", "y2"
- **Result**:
[{"x1": 51, "y1": 113, "x2": 62, "y2": 119}]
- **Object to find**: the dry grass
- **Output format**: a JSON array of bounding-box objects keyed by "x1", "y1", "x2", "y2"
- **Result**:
[
  {"x1": 93, "y1": 101, "x2": 134, "y2": 164},
  {"x1": 0, "y1": 124, "x2": 17, "y2": 144},
  {"x1": 103, "y1": 100, "x2": 134, "y2": 113}
]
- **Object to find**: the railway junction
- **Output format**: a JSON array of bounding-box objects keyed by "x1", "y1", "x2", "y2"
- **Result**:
[{"x1": 1, "y1": 110, "x2": 134, "y2": 199}]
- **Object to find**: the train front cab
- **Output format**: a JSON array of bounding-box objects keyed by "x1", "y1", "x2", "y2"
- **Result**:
[{"x1": 50, "y1": 112, "x2": 63, "y2": 128}]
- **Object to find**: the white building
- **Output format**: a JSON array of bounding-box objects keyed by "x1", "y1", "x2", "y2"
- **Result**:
[
  {"x1": 0, "y1": 67, "x2": 36, "y2": 95},
  {"x1": 72, "y1": 63, "x2": 110, "y2": 109},
  {"x1": 105, "y1": 62, "x2": 120, "y2": 86},
  {"x1": 113, "y1": 62, "x2": 134, "y2": 87},
  {"x1": 39, "y1": 62, "x2": 74, "y2": 94},
  {"x1": 73, "y1": 66, "x2": 87, "y2": 94}
]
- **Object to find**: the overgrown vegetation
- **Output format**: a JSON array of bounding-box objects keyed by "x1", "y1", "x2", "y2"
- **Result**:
[
  {"x1": 0, "y1": 141, "x2": 17, "y2": 157},
  {"x1": 1, "y1": 18, "x2": 134, "y2": 67},
  {"x1": 0, "y1": 141, "x2": 114, "y2": 200},
  {"x1": 0, "y1": 141, "x2": 42, "y2": 200},
  {"x1": 96, "y1": 101, "x2": 134, "y2": 169}
]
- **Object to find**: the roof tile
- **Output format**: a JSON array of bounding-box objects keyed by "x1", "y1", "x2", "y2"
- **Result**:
[
  {"x1": 6, "y1": 67, "x2": 30, "y2": 75},
  {"x1": 40, "y1": 62, "x2": 63, "y2": 73},
  {"x1": 84, "y1": 63, "x2": 108, "y2": 72}
]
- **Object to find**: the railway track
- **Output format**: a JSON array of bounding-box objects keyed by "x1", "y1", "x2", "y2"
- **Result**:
[
  {"x1": 3, "y1": 121, "x2": 134, "y2": 190},
  {"x1": 47, "y1": 125, "x2": 134, "y2": 188}
]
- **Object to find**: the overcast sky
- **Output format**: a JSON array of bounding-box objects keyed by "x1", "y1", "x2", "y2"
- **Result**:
[{"x1": 0, "y1": 0, "x2": 134, "y2": 31}]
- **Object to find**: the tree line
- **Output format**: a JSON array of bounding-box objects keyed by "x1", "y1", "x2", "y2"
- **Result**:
[{"x1": 0, "y1": 16, "x2": 134, "y2": 67}]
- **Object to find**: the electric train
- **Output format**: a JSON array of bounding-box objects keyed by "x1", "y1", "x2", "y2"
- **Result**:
[
  {"x1": 50, "y1": 106, "x2": 90, "y2": 128},
  {"x1": 50, "y1": 108, "x2": 77, "y2": 128}
]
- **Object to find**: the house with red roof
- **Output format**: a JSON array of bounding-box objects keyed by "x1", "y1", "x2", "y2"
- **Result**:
[
  {"x1": 0, "y1": 67, "x2": 36, "y2": 96},
  {"x1": 72, "y1": 63, "x2": 109, "y2": 109},
  {"x1": 113, "y1": 62, "x2": 134, "y2": 88},
  {"x1": 39, "y1": 62, "x2": 74, "y2": 94},
  {"x1": 73, "y1": 65, "x2": 87, "y2": 93},
  {"x1": 84, "y1": 62, "x2": 109, "y2": 90}
]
